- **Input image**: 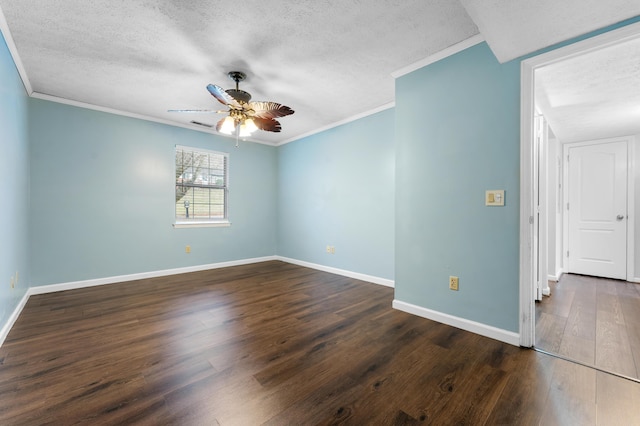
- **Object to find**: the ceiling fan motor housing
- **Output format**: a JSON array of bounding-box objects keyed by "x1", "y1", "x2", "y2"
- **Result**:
[
  {"x1": 226, "y1": 71, "x2": 251, "y2": 103},
  {"x1": 225, "y1": 89, "x2": 251, "y2": 103}
]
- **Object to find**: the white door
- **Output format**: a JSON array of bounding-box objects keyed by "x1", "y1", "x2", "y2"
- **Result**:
[{"x1": 567, "y1": 141, "x2": 627, "y2": 279}]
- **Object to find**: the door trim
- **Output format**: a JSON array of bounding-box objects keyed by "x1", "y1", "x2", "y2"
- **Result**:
[
  {"x1": 519, "y1": 21, "x2": 640, "y2": 347},
  {"x1": 628, "y1": 140, "x2": 637, "y2": 282},
  {"x1": 561, "y1": 137, "x2": 635, "y2": 281}
]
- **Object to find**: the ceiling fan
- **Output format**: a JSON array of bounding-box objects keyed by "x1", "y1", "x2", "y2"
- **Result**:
[{"x1": 170, "y1": 71, "x2": 294, "y2": 145}]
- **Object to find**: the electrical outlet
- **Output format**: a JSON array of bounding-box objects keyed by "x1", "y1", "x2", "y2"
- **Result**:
[
  {"x1": 449, "y1": 276, "x2": 459, "y2": 291},
  {"x1": 185, "y1": 245, "x2": 191, "y2": 254},
  {"x1": 326, "y1": 245, "x2": 331, "y2": 253},
  {"x1": 10, "y1": 275, "x2": 15, "y2": 289},
  {"x1": 330, "y1": 246, "x2": 335, "y2": 254}
]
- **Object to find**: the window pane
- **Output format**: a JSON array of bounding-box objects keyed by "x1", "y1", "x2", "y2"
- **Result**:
[
  {"x1": 175, "y1": 146, "x2": 228, "y2": 221},
  {"x1": 210, "y1": 188, "x2": 224, "y2": 205},
  {"x1": 209, "y1": 203, "x2": 225, "y2": 219},
  {"x1": 191, "y1": 186, "x2": 209, "y2": 204},
  {"x1": 192, "y1": 202, "x2": 211, "y2": 219}
]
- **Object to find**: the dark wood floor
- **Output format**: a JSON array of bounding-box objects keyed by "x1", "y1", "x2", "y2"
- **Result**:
[
  {"x1": 1, "y1": 261, "x2": 639, "y2": 425},
  {"x1": 536, "y1": 273, "x2": 640, "y2": 381}
]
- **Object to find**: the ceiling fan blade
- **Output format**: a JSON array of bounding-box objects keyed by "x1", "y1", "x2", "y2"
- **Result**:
[
  {"x1": 249, "y1": 101, "x2": 294, "y2": 119},
  {"x1": 252, "y1": 116, "x2": 282, "y2": 132},
  {"x1": 207, "y1": 84, "x2": 242, "y2": 108},
  {"x1": 168, "y1": 109, "x2": 226, "y2": 113}
]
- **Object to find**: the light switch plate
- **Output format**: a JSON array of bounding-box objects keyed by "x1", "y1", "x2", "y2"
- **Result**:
[{"x1": 486, "y1": 190, "x2": 505, "y2": 206}]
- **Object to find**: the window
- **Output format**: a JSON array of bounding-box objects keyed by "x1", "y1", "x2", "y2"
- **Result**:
[{"x1": 174, "y1": 145, "x2": 229, "y2": 227}]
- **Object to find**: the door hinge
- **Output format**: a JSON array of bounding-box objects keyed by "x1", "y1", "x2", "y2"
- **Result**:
[{"x1": 567, "y1": 250, "x2": 569, "y2": 257}]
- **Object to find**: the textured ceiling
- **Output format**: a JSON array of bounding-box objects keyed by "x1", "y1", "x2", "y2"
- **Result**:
[
  {"x1": 0, "y1": 1, "x2": 639, "y2": 145},
  {"x1": 461, "y1": 0, "x2": 640, "y2": 63},
  {"x1": 0, "y1": 0, "x2": 479, "y2": 144},
  {"x1": 535, "y1": 35, "x2": 640, "y2": 143}
]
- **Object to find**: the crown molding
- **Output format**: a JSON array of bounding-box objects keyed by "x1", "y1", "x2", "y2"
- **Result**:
[
  {"x1": 278, "y1": 102, "x2": 395, "y2": 146},
  {"x1": 391, "y1": 34, "x2": 485, "y2": 79},
  {"x1": 30, "y1": 92, "x2": 278, "y2": 146}
]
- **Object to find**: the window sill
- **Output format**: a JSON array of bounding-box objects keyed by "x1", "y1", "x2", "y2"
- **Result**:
[{"x1": 173, "y1": 221, "x2": 231, "y2": 229}]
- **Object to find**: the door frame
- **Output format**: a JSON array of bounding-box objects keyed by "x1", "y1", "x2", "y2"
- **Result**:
[
  {"x1": 535, "y1": 115, "x2": 551, "y2": 300},
  {"x1": 519, "y1": 21, "x2": 640, "y2": 347},
  {"x1": 562, "y1": 137, "x2": 635, "y2": 280}
]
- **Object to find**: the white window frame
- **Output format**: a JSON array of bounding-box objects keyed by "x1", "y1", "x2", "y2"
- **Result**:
[{"x1": 173, "y1": 145, "x2": 231, "y2": 228}]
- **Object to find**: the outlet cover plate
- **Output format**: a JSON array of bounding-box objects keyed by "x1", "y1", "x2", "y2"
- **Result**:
[{"x1": 486, "y1": 190, "x2": 505, "y2": 206}]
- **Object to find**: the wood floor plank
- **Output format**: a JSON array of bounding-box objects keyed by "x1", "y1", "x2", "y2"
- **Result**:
[
  {"x1": 1, "y1": 262, "x2": 640, "y2": 424},
  {"x1": 596, "y1": 370, "x2": 640, "y2": 425},
  {"x1": 558, "y1": 332, "x2": 596, "y2": 366},
  {"x1": 484, "y1": 349, "x2": 555, "y2": 425},
  {"x1": 595, "y1": 320, "x2": 636, "y2": 378},
  {"x1": 535, "y1": 311, "x2": 567, "y2": 352},
  {"x1": 537, "y1": 273, "x2": 640, "y2": 380},
  {"x1": 564, "y1": 283, "x2": 597, "y2": 341},
  {"x1": 617, "y1": 282, "x2": 640, "y2": 377},
  {"x1": 625, "y1": 320, "x2": 640, "y2": 379},
  {"x1": 539, "y1": 358, "x2": 597, "y2": 425},
  {"x1": 597, "y1": 282, "x2": 626, "y2": 326},
  {"x1": 537, "y1": 280, "x2": 575, "y2": 318}
]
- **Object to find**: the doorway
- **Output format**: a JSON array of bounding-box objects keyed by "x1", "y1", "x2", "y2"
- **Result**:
[
  {"x1": 535, "y1": 132, "x2": 636, "y2": 381},
  {"x1": 519, "y1": 21, "x2": 640, "y2": 370}
]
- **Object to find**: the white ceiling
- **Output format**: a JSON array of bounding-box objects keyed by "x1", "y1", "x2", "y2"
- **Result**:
[
  {"x1": 535, "y1": 35, "x2": 640, "y2": 143},
  {"x1": 0, "y1": 1, "x2": 638, "y2": 145},
  {"x1": 461, "y1": 0, "x2": 640, "y2": 63}
]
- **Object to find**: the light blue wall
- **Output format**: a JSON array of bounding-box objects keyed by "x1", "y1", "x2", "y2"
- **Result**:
[
  {"x1": 395, "y1": 42, "x2": 520, "y2": 332},
  {"x1": 393, "y1": 16, "x2": 640, "y2": 333},
  {"x1": 277, "y1": 109, "x2": 395, "y2": 280},
  {"x1": 29, "y1": 100, "x2": 277, "y2": 286},
  {"x1": 5, "y1": 14, "x2": 640, "y2": 337},
  {"x1": 0, "y1": 31, "x2": 29, "y2": 327}
]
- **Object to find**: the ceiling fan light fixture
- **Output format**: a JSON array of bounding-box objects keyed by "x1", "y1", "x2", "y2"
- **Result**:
[
  {"x1": 244, "y1": 118, "x2": 258, "y2": 133},
  {"x1": 219, "y1": 116, "x2": 236, "y2": 135},
  {"x1": 239, "y1": 121, "x2": 253, "y2": 138}
]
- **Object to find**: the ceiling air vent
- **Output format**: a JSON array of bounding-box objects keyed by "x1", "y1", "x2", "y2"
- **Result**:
[{"x1": 190, "y1": 120, "x2": 213, "y2": 128}]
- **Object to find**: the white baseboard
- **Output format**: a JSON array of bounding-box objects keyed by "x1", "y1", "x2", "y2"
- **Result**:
[
  {"x1": 29, "y1": 256, "x2": 278, "y2": 295},
  {"x1": 0, "y1": 256, "x2": 277, "y2": 347},
  {"x1": 275, "y1": 256, "x2": 394, "y2": 288},
  {"x1": 547, "y1": 269, "x2": 563, "y2": 282},
  {"x1": 548, "y1": 271, "x2": 638, "y2": 283},
  {"x1": 392, "y1": 299, "x2": 520, "y2": 347},
  {"x1": 0, "y1": 290, "x2": 30, "y2": 347}
]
